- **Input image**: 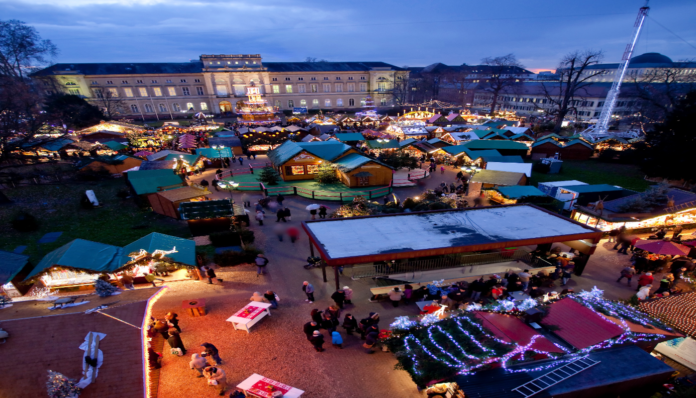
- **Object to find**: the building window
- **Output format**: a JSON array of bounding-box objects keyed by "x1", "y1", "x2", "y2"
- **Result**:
[
  {"x1": 337, "y1": 98, "x2": 343, "y2": 107},
  {"x1": 159, "y1": 103, "x2": 167, "y2": 112},
  {"x1": 272, "y1": 85, "x2": 280, "y2": 94},
  {"x1": 360, "y1": 98, "x2": 366, "y2": 106},
  {"x1": 138, "y1": 87, "x2": 148, "y2": 97},
  {"x1": 166, "y1": 79, "x2": 173, "y2": 83},
  {"x1": 323, "y1": 84, "x2": 331, "y2": 92},
  {"x1": 123, "y1": 88, "x2": 133, "y2": 97},
  {"x1": 359, "y1": 83, "x2": 367, "y2": 92},
  {"x1": 153, "y1": 87, "x2": 163, "y2": 96},
  {"x1": 300, "y1": 99, "x2": 307, "y2": 106},
  {"x1": 349, "y1": 98, "x2": 355, "y2": 106},
  {"x1": 216, "y1": 85, "x2": 227, "y2": 96},
  {"x1": 151, "y1": 80, "x2": 158, "y2": 84},
  {"x1": 311, "y1": 77, "x2": 316, "y2": 81},
  {"x1": 336, "y1": 77, "x2": 341, "y2": 80},
  {"x1": 360, "y1": 76, "x2": 366, "y2": 80},
  {"x1": 290, "y1": 165, "x2": 305, "y2": 175},
  {"x1": 288, "y1": 100, "x2": 294, "y2": 108},
  {"x1": 65, "y1": 81, "x2": 76, "y2": 86},
  {"x1": 285, "y1": 85, "x2": 293, "y2": 93},
  {"x1": 68, "y1": 89, "x2": 81, "y2": 95},
  {"x1": 348, "y1": 76, "x2": 354, "y2": 80},
  {"x1": 378, "y1": 82, "x2": 387, "y2": 92},
  {"x1": 108, "y1": 88, "x2": 119, "y2": 97},
  {"x1": 196, "y1": 87, "x2": 204, "y2": 95},
  {"x1": 186, "y1": 102, "x2": 194, "y2": 110},
  {"x1": 93, "y1": 89, "x2": 103, "y2": 98},
  {"x1": 130, "y1": 104, "x2": 139, "y2": 113},
  {"x1": 347, "y1": 83, "x2": 355, "y2": 92},
  {"x1": 167, "y1": 87, "x2": 177, "y2": 96},
  {"x1": 325, "y1": 99, "x2": 331, "y2": 107},
  {"x1": 298, "y1": 77, "x2": 304, "y2": 81},
  {"x1": 312, "y1": 99, "x2": 319, "y2": 108},
  {"x1": 106, "y1": 80, "x2": 113, "y2": 84},
  {"x1": 380, "y1": 98, "x2": 387, "y2": 106},
  {"x1": 121, "y1": 80, "x2": 128, "y2": 84},
  {"x1": 91, "y1": 81, "x2": 98, "y2": 85},
  {"x1": 298, "y1": 84, "x2": 306, "y2": 93},
  {"x1": 310, "y1": 84, "x2": 318, "y2": 93},
  {"x1": 323, "y1": 77, "x2": 329, "y2": 80},
  {"x1": 272, "y1": 78, "x2": 278, "y2": 81},
  {"x1": 200, "y1": 102, "x2": 208, "y2": 110},
  {"x1": 275, "y1": 100, "x2": 281, "y2": 108},
  {"x1": 180, "y1": 79, "x2": 187, "y2": 83},
  {"x1": 335, "y1": 84, "x2": 342, "y2": 92},
  {"x1": 173, "y1": 103, "x2": 181, "y2": 112},
  {"x1": 285, "y1": 77, "x2": 291, "y2": 81},
  {"x1": 136, "y1": 79, "x2": 144, "y2": 84},
  {"x1": 144, "y1": 103, "x2": 153, "y2": 113},
  {"x1": 194, "y1": 79, "x2": 201, "y2": 83},
  {"x1": 306, "y1": 164, "x2": 319, "y2": 174},
  {"x1": 182, "y1": 87, "x2": 190, "y2": 96}
]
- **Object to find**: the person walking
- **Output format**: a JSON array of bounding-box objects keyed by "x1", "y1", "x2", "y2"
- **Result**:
[
  {"x1": 238, "y1": 157, "x2": 243, "y2": 166},
  {"x1": 388, "y1": 287, "x2": 404, "y2": 307},
  {"x1": 241, "y1": 193, "x2": 250, "y2": 208},
  {"x1": 309, "y1": 208, "x2": 317, "y2": 220},
  {"x1": 264, "y1": 290, "x2": 279, "y2": 309},
  {"x1": 440, "y1": 166, "x2": 445, "y2": 174},
  {"x1": 343, "y1": 314, "x2": 358, "y2": 335},
  {"x1": 616, "y1": 265, "x2": 636, "y2": 286},
  {"x1": 342, "y1": 286, "x2": 353, "y2": 304},
  {"x1": 322, "y1": 312, "x2": 338, "y2": 333},
  {"x1": 364, "y1": 329, "x2": 379, "y2": 354},
  {"x1": 303, "y1": 321, "x2": 319, "y2": 340},
  {"x1": 561, "y1": 268, "x2": 572, "y2": 287},
  {"x1": 255, "y1": 254, "x2": 269, "y2": 276},
  {"x1": 326, "y1": 304, "x2": 341, "y2": 321},
  {"x1": 206, "y1": 266, "x2": 218, "y2": 284},
  {"x1": 165, "y1": 312, "x2": 181, "y2": 333},
  {"x1": 276, "y1": 208, "x2": 287, "y2": 223},
  {"x1": 120, "y1": 274, "x2": 135, "y2": 290},
  {"x1": 310, "y1": 330, "x2": 325, "y2": 352},
  {"x1": 276, "y1": 193, "x2": 284, "y2": 207},
  {"x1": 518, "y1": 270, "x2": 531, "y2": 291},
  {"x1": 311, "y1": 309, "x2": 324, "y2": 325},
  {"x1": 318, "y1": 206, "x2": 328, "y2": 219},
  {"x1": 331, "y1": 331, "x2": 343, "y2": 349},
  {"x1": 303, "y1": 281, "x2": 315, "y2": 303},
  {"x1": 618, "y1": 239, "x2": 631, "y2": 255},
  {"x1": 284, "y1": 207, "x2": 292, "y2": 221},
  {"x1": 167, "y1": 329, "x2": 186, "y2": 355},
  {"x1": 200, "y1": 343, "x2": 223, "y2": 365},
  {"x1": 204, "y1": 366, "x2": 228, "y2": 396},
  {"x1": 154, "y1": 320, "x2": 170, "y2": 339},
  {"x1": 287, "y1": 227, "x2": 300, "y2": 243},
  {"x1": 331, "y1": 289, "x2": 346, "y2": 309},
  {"x1": 470, "y1": 278, "x2": 484, "y2": 301},
  {"x1": 144, "y1": 273, "x2": 164, "y2": 287},
  {"x1": 637, "y1": 272, "x2": 654, "y2": 291},
  {"x1": 189, "y1": 353, "x2": 207, "y2": 378},
  {"x1": 255, "y1": 210, "x2": 265, "y2": 226}
]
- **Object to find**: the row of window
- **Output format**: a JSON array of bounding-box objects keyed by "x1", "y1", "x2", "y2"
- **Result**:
[
  {"x1": 274, "y1": 97, "x2": 387, "y2": 108},
  {"x1": 271, "y1": 76, "x2": 366, "y2": 82},
  {"x1": 94, "y1": 86, "x2": 206, "y2": 98},
  {"x1": 270, "y1": 83, "x2": 374, "y2": 94},
  {"x1": 129, "y1": 102, "x2": 209, "y2": 114},
  {"x1": 88, "y1": 79, "x2": 202, "y2": 85}
]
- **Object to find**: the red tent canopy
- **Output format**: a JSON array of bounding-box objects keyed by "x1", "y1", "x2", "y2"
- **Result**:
[{"x1": 634, "y1": 240, "x2": 691, "y2": 256}]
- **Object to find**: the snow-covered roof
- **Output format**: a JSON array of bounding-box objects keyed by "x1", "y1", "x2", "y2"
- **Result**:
[
  {"x1": 485, "y1": 161, "x2": 533, "y2": 177},
  {"x1": 304, "y1": 205, "x2": 598, "y2": 262},
  {"x1": 538, "y1": 180, "x2": 587, "y2": 188}
]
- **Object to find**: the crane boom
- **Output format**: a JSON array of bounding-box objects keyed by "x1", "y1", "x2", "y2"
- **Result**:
[{"x1": 582, "y1": 5, "x2": 649, "y2": 142}]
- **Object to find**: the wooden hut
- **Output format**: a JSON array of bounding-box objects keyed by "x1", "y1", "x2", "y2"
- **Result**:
[{"x1": 149, "y1": 184, "x2": 211, "y2": 219}]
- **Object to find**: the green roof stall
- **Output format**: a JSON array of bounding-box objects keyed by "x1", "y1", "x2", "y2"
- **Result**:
[{"x1": 0, "y1": 250, "x2": 34, "y2": 296}]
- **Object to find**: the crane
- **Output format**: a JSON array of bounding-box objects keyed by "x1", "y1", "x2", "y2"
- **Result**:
[{"x1": 582, "y1": 3, "x2": 650, "y2": 142}]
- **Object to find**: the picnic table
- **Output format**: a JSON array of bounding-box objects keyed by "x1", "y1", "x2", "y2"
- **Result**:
[
  {"x1": 236, "y1": 373, "x2": 304, "y2": 398},
  {"x1": 226, "y1": 302, "x2": 272, "y2": 333},
  {"x1": 50, "y1": 297, "x2": 77, "y2": 309}
]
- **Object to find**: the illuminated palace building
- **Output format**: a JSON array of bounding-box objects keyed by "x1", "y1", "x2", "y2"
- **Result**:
[{"x1": 31, "y1": 54, "x2": 409, "y2": 120}]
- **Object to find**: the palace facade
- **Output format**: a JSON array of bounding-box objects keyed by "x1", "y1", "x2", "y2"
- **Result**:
[{"x1": 31, "y1": 54, "x2": 409, "y2": 120}]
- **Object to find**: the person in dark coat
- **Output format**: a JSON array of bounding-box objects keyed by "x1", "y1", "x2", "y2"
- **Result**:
[
  {"x1": 326, "y1": 305, "x2": 341, "y2": 321},
  {"x1": 276, "y1": 208, "x2": 287, "y2": 222},
  {"x1": 167, "y1": 329, "x2": 186, "y2": 355},
  {"x1": 364, "y1": 329, "x2": 379, "y2": 354},
  {"x1": 303, "y1": 321, "x2": 319, "y2": 340},
  {"x1": 206, "y1": 267, "x2": 217, "y2": 284},
  {"x1": 322, "y1": 312, "x2": 338, "y2": 332},
  {"x1": 311, "y1": 309, "x2": 324, "y2": 325},
  {"x1": 165, "y1": 312, "x2": 181, "y2": 333},
  {"x1": 200, "y1": 342, "x2": 223, "y2": 365},
  {"x1": 276, "y1": 193, "x2": 284, "y2": 206},
  {"x1": 331, "y1": 289, "x2": 346, "y2": 309},
  {"x1": 529, "y1": 286, "x2": 545, "y2": 299},
  {"x1": 470, "y1": 278, "x2": 484, "y2": 301},
  {"x1": 343, "y1": 314, "x2": 358, "y2": 335},
  {"x1": 310, "y1": 330, "x2": 325, "y2": 352},
  {"x1": 318, "y1": 206, "x2": 328, "y2": 219}
]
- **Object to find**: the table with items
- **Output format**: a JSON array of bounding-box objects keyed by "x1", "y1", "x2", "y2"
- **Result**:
[
  {"x1": 226, "y1": 302, "x2": 272, "y2": 333},
  {"x1": 236, "y1": 373, "x2": 304, "y2": 398}
]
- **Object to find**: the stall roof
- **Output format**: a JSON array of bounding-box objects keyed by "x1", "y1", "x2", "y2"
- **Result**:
[
  {"x1": 156, "y1": 186, "x2": 210, "y2": 202},
  {"x1": 440, "y1": 146, "x2": 501, "y2": 159},
  {"x1": 532, "y1": 138, "x2": 564, "y2": 148},
  {"x1": 121, "y1": 232, "x2": 195, "y2": 266},
  {"x1": 538, "y1": 180, "x2": 586, "y2": 187},
  {"x1": 165, "y1": 153, "x2": 201, "y2": 164},
  {"x1": 26, "y1": 239, "x2": 124, "y2": 280},
  {"x1": 541, "y1": 298, "x2": 624, "y2": 349},
  {"x1": 127, "y1": 169, "x2": 184, "y2": 195},
  {"x1": 366, "y1": 139, "x2": 400, "y2": 149},
  {"x1": 302, "y1": 204, "x2": 601, "y2": 265},
  {"x1": 196, "y1": 147, "x2": 234, "y2": 159},
  {"x1": 559, "y1": 184, "x2": 623, "y2": 193},
  {"x1": 146, "y1": 150, "x2": 188, "y2": 161},
  {"x1": 463, "y1": 140, "x2": 529, "y2": 151},
  {"x1": 209, "y1": 136, "x2": 242, "y2": 148},
  {"x1": 267, "y1": 140, "x2": 353, "y2": 165},
  {"x1": 474, "y1": 312, "x2": 565, "y2": 353},
  {"x1": 333, "y1": 132, "x2": 365, "y2": 142},
  {"x1": 333, "y1": 153, "x2": 393, "y2": 172},
  {"x1": 470, "y1": 170, "x2": 525, "y2": 185},
  {"x1": 496, "y1": 185, "x2": 546, "y2": 199},
  {"x1": 0, "y1": 250, "x2": 30, "y2": 285},
  {"x1": 179, "y1": 199, "x2": 234, "y2": 220},
  {"x1": 138, "y1": 160, "x2": 177, "y2": 170},
  {"x1": 102, "y1": 140, "x2": 128, "y2": 151},
  {"x1": 481, "y1": 155, "x2": 524, "y2": 163}
]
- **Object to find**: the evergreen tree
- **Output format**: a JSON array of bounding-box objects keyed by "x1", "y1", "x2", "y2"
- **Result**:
[
  {"x1": 314, "y1": 162, "x2": 340, "y2": 184},
  {"x1": 46, "y1": 370, "x2": 81, "y2": 398},
  {"x1": 94, "y1": 277, "x2": 118, "y2": 297},
  {"x1": 257, "y1": 166, "x2": 281, "y2": 186}
]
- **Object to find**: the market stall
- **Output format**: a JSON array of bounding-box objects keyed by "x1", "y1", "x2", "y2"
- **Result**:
[{"x1": 226, "y1": 302, "x2": 272, "y2": 333}]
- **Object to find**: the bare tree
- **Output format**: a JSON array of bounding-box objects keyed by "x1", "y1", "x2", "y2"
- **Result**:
[
  {"x1": 305, "y1": 57, "x2": 328, "y2": 63},
  {"x1": 539, "y1": 50, "x2": 605, "y2": 133},
  {"x1": 441, "y1": 67, "x2": 479, "y2": 108},
  {"x1": 0, "y1": 20, "x2": 58, "y2": 79},
  {"x1": 92, "y1": 88, "x2": 126, "y2": 119},
  {"x1": 630, "y1": 60, "x2": 696, "y2": 125},
  {"x1": 480, "y1": 54, "x2": 525, "y2": 114}
]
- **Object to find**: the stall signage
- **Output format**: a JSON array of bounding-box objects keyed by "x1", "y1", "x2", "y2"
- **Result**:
[
  {"x1": 293, "y1": 107, "x2": 308, "y2": 114},
  {"x1": 293, "y1": 153, "x2": 316, "y2": 161},
  {"x1": 361, "y1": 165, "x2": 381, "y2": 169}
]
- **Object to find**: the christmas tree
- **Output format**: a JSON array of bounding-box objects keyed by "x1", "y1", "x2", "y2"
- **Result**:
[
  {"x1": 95, "y1": 277, "x2": 119, "y2": 297},
  {"x1": 46, "y1": 370, "x2": 81, "y2": 398},
  {"x1": 314, "y1": 163, "x2": 339, "y2": 184},
  {"x1": 257, "y1": 166, "x2": 281, "y2": 186}
]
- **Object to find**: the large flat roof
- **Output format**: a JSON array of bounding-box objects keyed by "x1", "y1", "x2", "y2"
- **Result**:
[{"x1": 303, "y1": 204, "x2": 601, "y2": 266}]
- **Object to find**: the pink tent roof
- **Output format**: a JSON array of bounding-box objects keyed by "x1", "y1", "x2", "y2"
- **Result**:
[
  {"x1": 634, "y1": 240, "x2": 691, "y2": 256},
  {"x1": 428, "y1": 114, "x2": 443, "y2": 123}
]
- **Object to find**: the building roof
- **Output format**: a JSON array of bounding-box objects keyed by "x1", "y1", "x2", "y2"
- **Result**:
[
  {"x1": 267, "y1": 140, "x2": 353, "y2": 165},
  {"x1": 0, "y1": 250, "x2": 30, "y2": 285},
  {"x1": 640, "y1": 292, "x2": 696, "y2": 338},
  {"x1": 138, "y1": 160, "x2": 177, "y2": 170},
  {"x1": 36, "y1": 138, "x2": 77, "y2": 152},
  {"x1": 102, "y1": 140, "x2": 128, "y2": 151},
  {"x1": 558, "y1": 184, "x2": 622, "y2": 194},
  {"x1": 463, "y1": 140, "x2": 529, "y2": 151},
  {"x1": 195, "y1": 147, "x2": 233, "y2": 159},
  {"x1": 532, "y1": 138, "x2": 564, "y2": 148},
  {"x1": 302, "y1": 204, "x2": 600, "y2": 265},
  {"x1": 474, "y1": 312, "x2": 565, "y2": 353},
  {"x1": 603, "y1": 188, "x2": 696, "y2": 214},
  {"x1": 470, "y1": 169, "x2": 525, "y2": 185},
  {"x1": 496, "y1": 185, "x2": 546, "y2": 199},
  {"x1": 121, "y1": 232, "x2": 196, "y2": 266},
  {"x1": 440, "y1": 146, "x2": 501, "y2": 160},
  {"x1": 333, "y1": 153, "x2": 392, "y2": 172},
  {"x1": 179, "y1": 199, "x2": 234, "y2": 220},
  {"x1": 365, "y1": 140, "x2": 400, "y2": 149},
  {"x1": 156, "y1": 186, "x2": 210, "y2": 202},
  {"x1": 333, "y1": 132, "x2": 366, "y2": 142},
  {"x1": 27, "y1": 239, "x2": 124, "y2": 280},
  {"x1": 563, "y1": 139, "x2": 594, "y2": 150},
  {"x1": 126, "y1": 169, "x2": 184, "y2": 195},
  {"x1": 541, "y1": 298, "x2": 624, "y2": 349},
  {"x1": 208, "y1": 136, "x2": 242, "y2": 148},
  {"x1": 146, "y1": 150, "x2": 188, "y2": 161},
  {"x1": 481, "y1": 155, "x2": 524, "y2": 163},
  {"x1": 264, "y1": 61, "x2": 405, "y2": 72}
]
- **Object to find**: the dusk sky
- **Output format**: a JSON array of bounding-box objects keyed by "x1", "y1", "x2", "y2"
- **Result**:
[{"x1": 2, "y1": 0, "x2": 695, "y2": 71}]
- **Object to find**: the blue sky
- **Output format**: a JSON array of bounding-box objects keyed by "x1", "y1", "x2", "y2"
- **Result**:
[{"x1": 1, "y1": 0, "x2": 694, "y2": 71}]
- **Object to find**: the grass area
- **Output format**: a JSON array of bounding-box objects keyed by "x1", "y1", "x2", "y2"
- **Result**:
[
  {"x1": 224, "y1": 173, "x2": 391, "y2": 200},
  {"x1": 529, "y1": 160, "x2": 651, "y2": 192},
  {"x1": 0, "y1": 179, "x2": 191, "y2": 265}
]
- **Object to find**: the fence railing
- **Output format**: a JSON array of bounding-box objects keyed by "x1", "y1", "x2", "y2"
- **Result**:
[
  {"x1": 347, "y1": 248, "x2": 530, "y2": 278},
  {"x1": 264, "y1": 183, "x2": 392, "y2": 203}
]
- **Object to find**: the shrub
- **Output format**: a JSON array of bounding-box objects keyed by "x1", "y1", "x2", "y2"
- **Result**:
[
  {"x1": 214, "y1": 246, "x2": 264, "y2": 267},
  {"x1": 237, "y1": 228, "x2": 255, "y2": 244},
  {"x1": 11, "y1": 212, "x2": 39, "y2": 232},
  {"x1": 209, "y1": 230, "x2": 241, "y2": 247},
  {"x1": 402, "y1": 197, "x2": 417, "y2": 210}
]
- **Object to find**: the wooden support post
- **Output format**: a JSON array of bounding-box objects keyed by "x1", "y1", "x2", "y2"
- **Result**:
[
  {"x1": 321, "y1": 260, "x2": 327, "y2": 283},
  {"x1": 334, "y1": 265, "x2": 340, "y2": 291},
  {"x1": 310, "y1": 241, "x2": 315, "y2": 257}
]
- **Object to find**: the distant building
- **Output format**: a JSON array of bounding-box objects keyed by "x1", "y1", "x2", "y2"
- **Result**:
[{"x1": 576, "y1": 52, "x2": 696, "y2": 83}]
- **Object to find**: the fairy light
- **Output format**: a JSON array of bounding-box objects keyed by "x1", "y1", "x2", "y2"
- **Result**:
[{"x1": 141, "y1": 286, "x2": 169, "y2": 398}]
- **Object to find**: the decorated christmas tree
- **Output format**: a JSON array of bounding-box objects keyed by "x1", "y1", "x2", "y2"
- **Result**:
[
  {"x1": 314, "y1": 163, "x2": 339, "y2": 184},
  {"x1": 95, "y1": 276, "x2": 119, "y2": 297},
  {"x1": 46, "y1": 370, "x2": 81, "y2": 398},
  {"x1": 257, "y1": 166, "x2": 281, "y2": 186}
]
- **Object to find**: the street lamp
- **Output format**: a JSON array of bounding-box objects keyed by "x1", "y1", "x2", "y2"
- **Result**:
[{"x1": 212, "y1": 145, "x2": 227, "y2": 168}]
